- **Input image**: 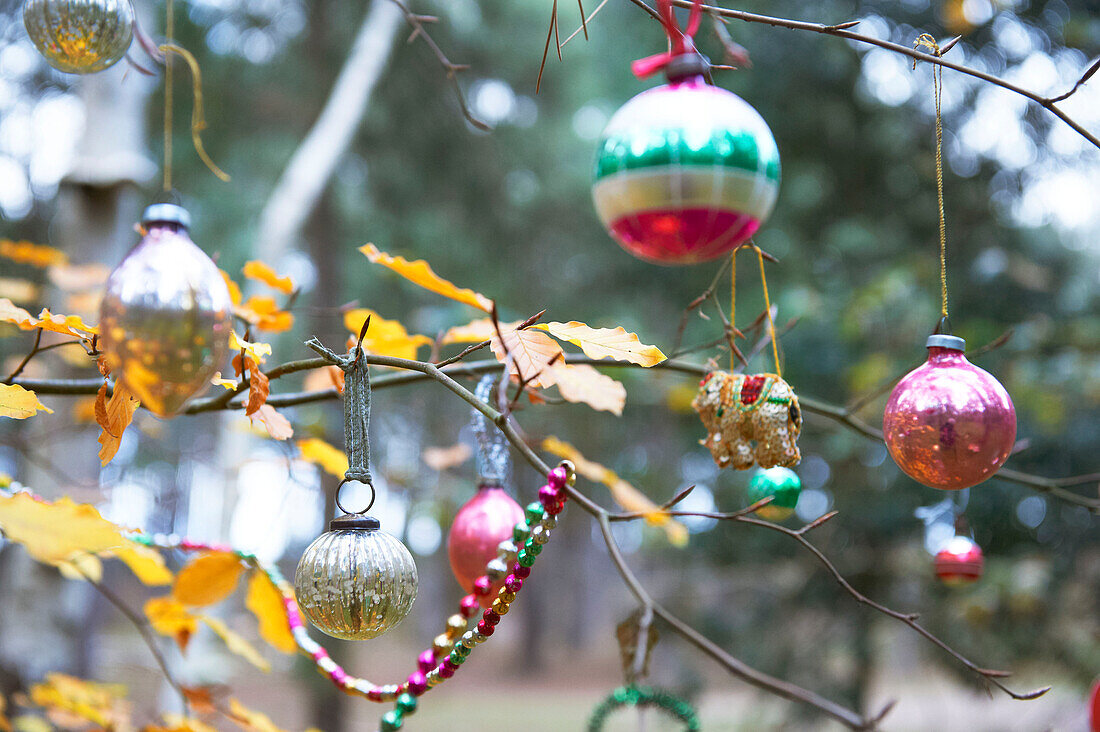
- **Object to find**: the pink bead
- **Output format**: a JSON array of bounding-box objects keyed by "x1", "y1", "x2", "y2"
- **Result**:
[
  {"x1": 438, "y1": 662, "x2": 455, "y2": 679},
  {"x1": 417, "y1": 650, "x2": 435, "y2": 673},
  {"x1": 407, "y1": 671, "x2": 428, "y2": 696},
  {"x1": 312, "y1": 649, "x2": 327, "y2": 661},
  {"x1": 512, "y1": 564, "x2": 531, "y2": 579},
  {"x1": 460, "y1": 594, "x2": 480, "y2": 617},
  {"x1": 547, "y1": 466, "x2": 569, "y2": 488},
  {"x1": 477, "y1": 620, "x2": 494, "y2": 636},
  {"x1": 504, "y1": 574, "x2": 523, "y2": 592},
  {"x1": 472, "y1": 575, "x2": 493, "y2": 597},
  {"x1": 330, "y1": 667, "x2": 348, "y2": 685},
  {"x1": 367, "y1": 688, "x2": 384, "y2": 702},
  {"x1": 538, "y1": 485, "x2": 562, "y2": 507},
  {"x1": 482, "y1": 609, "x2": 501, "y2": 626},
  {"x1": 442, "y1": 657, "x2": 458, "y2": 672}
]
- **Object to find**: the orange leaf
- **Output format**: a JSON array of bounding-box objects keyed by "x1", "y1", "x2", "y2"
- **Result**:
[
  {"x1": 220, "y1": 269, "x2": 243, "y2": 306},
  {"x1": 303, "y1": 365, "x2": 344, "y2": 394},
  {"x1": 103, "y1": 542, "x2": 173, "y2": 586},
  {"x1": 0, "y1": 240, "x2": 67, "y2": 268},
  {"x1": 422, "y1": 443, "x2": 472, "y2": 471},
  {"x1": 245, "y1": 571, "x2": 296, "y2": 654},
  {"x1": 28, "y1": 673, "x2": 128, "y2": 729},
  {"x1": 0, "y1": 299, "x2": 97, "y2": 338},
  {"x1": 440, "y1": 318, "x2": 509, "y2": 344},
  {"x1": 242, "y1": 261, "x2": 295, "y2": 295},
  {"x1": 96, "y1": 382, "x2": 140, "y2": 466},
  {"x1": 297, "y1": 437, "x2": 347, "y2": 478},
  {"x1": 144, "y1": 597, "x2": 198, "y2": 651},
  {"x1": 235, "y1": 296, "x2": 294, "y2": 333},
  {"x1": 546, "y1": 363, "x2": 626, "y2": 415},
  {"x1": 489, "y1": 326, "x2": 564, "y2": 389},
  {"x1": 227, "y1": 698, "x2": 285, "y2": 732},
  {"x1": 173, "y1": 552, "x2": 245, "y2": 606},
  {"x1": 0, "y1": 692, "x2": 10, "y2": 732},
  {"x1": 535, "y1": 321, "x2": 667, "y2": 366},
  {"x1": 250, "y1": 404, "x2": 293, "y2": 440},
  {"x1": 71, "y1": 396, "x2": 98, "y2": 423},
  {"x1": 359, "y1": 244, "x2": 493, "y2": 312},
  {"x1": 245, "y1": 362, "x2": 269, "y2": 417},
  {"x1": 343, "y1": 309, "x2": 431, "y2": 361},
  {"x1": 0, "y1": 384, "x2": 53, "y2": 420},
  {"x1": 541, "y1": 436, "x2": 688, "y2": 546},
  {"x1": 157, "y1": 714, "x2": 219, "y2": 732}
]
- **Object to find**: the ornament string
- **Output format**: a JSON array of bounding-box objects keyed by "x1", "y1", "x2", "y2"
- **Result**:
[
  {"x1": 727, "y1": 245, "x2": 782, "y2": 377},
  {"x1": 473, "y1": 375, "x2": 510, "y2": 486},
  {"x1": 631, "y1": 0, "x2": 704, "y2": 78},
  {"x1": 914, "y1": 33, "x2": 948, "y2": 320},
  {"x1": 162, "y1": 0, "x2": 173, "y2": 192},
  {"x1": 158, "y1": 44, "x2": 231, "y2": 183},
  {"x1": 306, "y1": 323, "x2": 375, "y2": 513}
]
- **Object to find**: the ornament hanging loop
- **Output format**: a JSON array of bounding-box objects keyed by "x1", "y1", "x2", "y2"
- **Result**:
[
  {"x1": 306, "y1": 327, "x2": 376, "y2": 515},
  {"x1": 913, "y1": 33, "x2": 949, "y2": 322}
]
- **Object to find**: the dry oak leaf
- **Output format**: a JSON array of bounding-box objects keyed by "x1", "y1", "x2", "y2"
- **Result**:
[
  {"x1": 229, "y1": 330, "x2": 272, "y2": 365},
  {"x1": 541, "y1": 436, "x2": 689, "y2": 547},
  {"x1": 0, "y1": 277, "x2": 38, "y2": 303},
  {"x1": 242, "y1": 260, "x2": 295, "y2": 295},
  {"x1": 145, "y1": 597, "x2": 199, "y2": 650},
  {"x1": 235, "y1": 295, "x2": 294, "y2": 333},
  {"x1": 227, "y1": 698, "x2": 285, "y2": 732},
  {"x1": 422, "y1": 443, "x2": 472, "y2": 471},
  {"x1": 0, "y1": 299, "x2": 97, "y2": 338},
  {"x1": 71, "y1": 396, "x2": 98, "y2": 423},
  {"x1": 440, "y1": 317, "x2": 516, "y2": 344},
  {"x1": 245, "y1": 570, "x2": 296, "y2": 654},
  {"x1": 220, "y1": 269, "x2": 243, "y2": 305},
  {"x1": 96, "y1": 382, "x2": 140, "y2": 466},
  {"x1": 297, "y1": 437, "x2": 348, "y2": 479},
  {"x1": 244, "y1": 363, "x2": 270, "y2": 417},
  {"x1": 303, "y1": 365, "x2": 344, "y2": 394},
  {"x1": 0, "y1": 493, "x2": 127, "y2": 565},
  {"x1": 343, "y1": 308, "x2": 431, "y2": 361},
  {"x1": 200, "y1": 616, "x2": 271, "y2": 672},
  {"x1": 250, "y1": 404, "x2": 293, "y2": 440},
  {"x1": 0, "y1": 384, "x2": 52, "y2": 420},
  {"x1": 359, "y1": 244, "x2": 493, "y2": 312},
  {"x1": 0, "y1": 240, "x2": 67, "y2": 268},
  {"x1": 489, "y1": 326, "x2": 564, "y2": 389},
  {"x1": 29, "y1": 673, "x2": 128, "y2": 730},
  {"x1": 535, "y1": 321, "x2": 666, "y2": 366},
  {"x1": 545, "y1": 363, "x2": 626, "y2": 415},
  {"x1": 173, "y1": 551, "x2": 246, "y2": 606}
]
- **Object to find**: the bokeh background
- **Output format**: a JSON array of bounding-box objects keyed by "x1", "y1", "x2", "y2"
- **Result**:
[{"x1": 0, "y1": 0, "x2": 1098, "y2": 728}]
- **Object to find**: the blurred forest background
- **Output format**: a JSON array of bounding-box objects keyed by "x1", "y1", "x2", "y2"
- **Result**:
[{"x1": 0, "y1": 0, "x2": 1098, "y2": 728}]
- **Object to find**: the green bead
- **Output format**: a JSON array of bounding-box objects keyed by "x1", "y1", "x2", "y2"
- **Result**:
[
  {"x1": 524, "y1": 502, "x2": 545, "y2": 525},
  {"x1": 517, "y1": 550, "x2": 536, "y2": 567},
  {"x1": 453, "y1": 642, "x2": 471, "y2": 656},
  {"x1": 513, "y1": 523, "x2": 531, "y2": 544},
  {"x1": 524, "y1": 539, "x2": 542, "y2": 556},
  {"x1": 396, "y1": 693, "x2": 417, "y2": 714},
  {"x1": 380, "y1": 710, "x2": 403, "y2": 731},
  {"x1": 449, "y1": 649, "x2": 466, "y2": 665}
]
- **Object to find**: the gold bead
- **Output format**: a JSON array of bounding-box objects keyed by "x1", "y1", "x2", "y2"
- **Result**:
[
  {"x1": 498, "y1": 590, "x2": 516, "y2": 603},
  {"x1": 491, "y1": 599, "x2": 510, "y2": 615},
  {"x1": 433, "y1": 633, "x2": 453, "y2": 655},
  {"x1": 446, "y1": 614, "x2": 467, "y2": 637}
]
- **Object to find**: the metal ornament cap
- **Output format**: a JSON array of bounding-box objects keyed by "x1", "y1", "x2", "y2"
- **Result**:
[
  {"x1": 926, "y1": 334, "x2": 965, "y2": 351},
  {"x1": 141, "y1": 203, "x2": 192, "y2": 230}
]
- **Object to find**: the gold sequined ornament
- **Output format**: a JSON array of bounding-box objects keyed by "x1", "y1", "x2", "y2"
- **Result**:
[
  {"x1": 23, "y1": 0, "x2": 134, "y2": 74},
  {"x1": 99, "y1": 204, "x2": 232, "y2": 418},
  {"x1": 692, "y1": 372, "x2": 801, "y2": 470}
]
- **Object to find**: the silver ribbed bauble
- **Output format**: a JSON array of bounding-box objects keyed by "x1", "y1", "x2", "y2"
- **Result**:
[
  {"x1": 23, "y1": 0, "x2": 134, "y2": 74},
  {"x1": 98, "y1": 204, "x2": 232, "y2": 418},
  {"x1": 294, "y1": 515, "x2": 418, "y2": 640}
]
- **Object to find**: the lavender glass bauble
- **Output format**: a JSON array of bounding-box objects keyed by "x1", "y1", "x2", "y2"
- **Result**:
[
  {"x1": 447, "y1": 484, "x2": 524, "y2": 606},
  {"x1": 884, "y1": 335, "x2": 1016, "y2": 490},
  {"x1": 99, "y1": 204, "x2": 232, "y2": 418}
]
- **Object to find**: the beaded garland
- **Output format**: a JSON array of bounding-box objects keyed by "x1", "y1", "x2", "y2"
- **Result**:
[
  {"x1": 62, "y1": 461, "x2": 575, "y2": 731},
  {"x1": 587, "y1": 686, "x2": 700, "y2": 731}
]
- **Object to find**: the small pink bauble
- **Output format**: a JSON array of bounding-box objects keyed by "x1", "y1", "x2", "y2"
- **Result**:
[
  {"x1": 447, "y1": 485, "x2": 524, "y2": 607},
  {"x1": 884, "y1": 334, "x2": 1016, "y2": 490},
  {"x1": 933, "y1": 535, "x2": 984, "y2": 586}
]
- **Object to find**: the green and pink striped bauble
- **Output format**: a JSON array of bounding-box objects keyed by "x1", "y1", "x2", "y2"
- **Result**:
[{"x1": 592, "y1": 78, "x2": 780, "y2": 265}]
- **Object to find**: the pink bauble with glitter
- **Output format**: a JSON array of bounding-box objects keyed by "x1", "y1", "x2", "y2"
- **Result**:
[
  {"x1": 447, "y1": 485, "x2": 524, "y2": 606},
  {"x1": 933, "y1": 535, "x2": 984, "y2": 586},
  {"x1": 884, "y1": 334, "x2": 1016, "y2": 490}
]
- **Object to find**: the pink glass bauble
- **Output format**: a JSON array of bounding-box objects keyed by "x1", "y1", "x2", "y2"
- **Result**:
[
  {"x1": 592, "y1": 72, "x2": 780, "y2": 265},
  {"x1": 884, "y1": 335, "x2": 1016, "y2": 490},
  {"x1": 1089, "y1": 678, "x2": 1100, "y2": 732},
  {"x1": 99, "y1": 204, "x2": 232, "y2": 418},
  {"x1": 447, "y1": 485, "x2": 524, "y2": 607},
  {"x1": 933, "y1": 535, "x2": 983, "y2": 586}
]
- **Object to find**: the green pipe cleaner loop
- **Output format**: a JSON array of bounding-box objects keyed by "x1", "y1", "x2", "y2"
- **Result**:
[{"x1": 587, "y1": 686, "x2": 701, "y2": 731}]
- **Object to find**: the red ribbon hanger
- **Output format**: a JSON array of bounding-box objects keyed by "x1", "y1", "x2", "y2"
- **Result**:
[{"x1": 631, "y1": 0, "x2": 705, "y2": 79}]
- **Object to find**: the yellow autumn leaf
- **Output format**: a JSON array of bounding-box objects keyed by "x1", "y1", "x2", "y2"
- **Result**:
[
  {"x1": 104, "y1": 542, "x2": 173, "y2": 586},
  {"x1": 0, "y1": 384, "x2": 53, "y2": 419},
  {"x1": 0, "y1": 277, "x2": 38, "y2": 303},
  {"x1": 249, "y1": 404, "x2": 293, "y2": 440},
  {"x1": 546, "y1": 363, "x2": 626, "y2": 415},
  {"x1": 96, "y1": 382, "x2": 140, "y2": 466},
  {"x1": 343, "y1": 308, "x2": 431, "y2": 361},
  {"x1": 489, "y1": 326, "x2": 564, "y2": 389},
  {"x1": 0, "y1": 493, "x2": 127, "y2": 565},
  {"x1": 220, "y1": 269, "x2": 243, "y2": 306},
  {"x1": 145, "y1": 597, "x2": 200, "y2": 644},
  {"x1": 29, "y1": 674, "x2": 128, "y2": 729},
  {"x1": 173, "y1": 552, "x2": 246, "y2": 606},
  {"x1": 57, "y1": 553, "x2": 104, "y2": 582},
  {"x1": 297, "y1": 437, "x2": 348, "y2": 478},
  {"x1": 211, "y1": 372, "x2": 238, "y2": 390},
  {"x1": 200, "y1": 616, "x2": 270, "y2": 672},
  {"x1": 229, "y1": 330, "x2": 272, "y2": 364},
  {"x1": 33, "y1": 308, "x2": 98, "y2": 337},
  {"x1": 542, "y1": 436, "x2": 688, "y2": 547},
  {"x1": 242, "y1": 261, "x2": 295, "y2": 295},
  {"x1": 235, "y1": 296, "x2": 294, "y2": 333},
  {"x1": 0, "y1": 240, "x2": 67, "y2": 267},
  {"x1": 228, "y1": 699, "x2": 285, "y2": 732},
  {"x1": 0, "y1": 693, "x2": 11, "y2": 732},
  {"x1": 535, "y1": 321, "x2": 666, "y2": 366},
  {"x1": 245, "y1": 571, "x2": 296, "y2": 654},
  {"x1": 359, "y1": 244, "x2": 493, "y2": 312},
  {"x1": 440, "y1": 318, "x2": 517, "y2": 344},
  {"x1": 158, "y1": 714, "x2": 219, "y2": 732}
]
